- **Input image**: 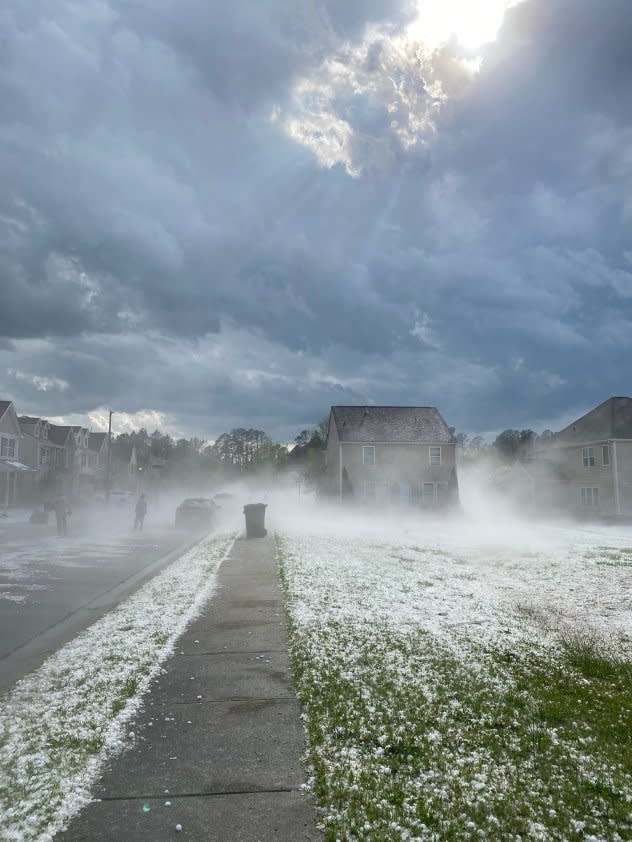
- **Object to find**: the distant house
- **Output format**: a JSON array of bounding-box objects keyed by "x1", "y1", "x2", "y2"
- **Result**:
[
  {"x1": 325, "y1": 405, "x2": 459, "y2": 507},
  {"x1": 70, "y1": 426, "x2": 94, "y2": 489},
  {"x1": 0, "y1": 400, "x2": 33, "y2": 506},
  {"x1": 47, "y1": 425, "x2": 77, "y2": 494},
  {"x1": 533, "y1": 396, "x2": 632, "y2": 517},
  {"x1": 88, "y1": 432, "x2": 109, "y2": 487},
  {"x1": 18, "y1": 416, "x2": 56, "y2": 493}
]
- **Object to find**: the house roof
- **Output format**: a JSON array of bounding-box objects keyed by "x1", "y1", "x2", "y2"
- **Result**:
[
  {"x1": 0, "y1": 400, "x2": 12, "y2": 419},
  {"x1": 48, "y1": 424, "x2": 74, "y2": 446},
  {"x1": 329, "y1": 406, "x2": 455, "y2": 444},
  {"x1": 18, "y1": 415, "x2": 41, "y2": 425},
  {"x1": 89, "y1": 432, "x2": 107, "y2": 451},
  {"x1": 556, "y1": 396, "x2": 632, "y2": 442}
]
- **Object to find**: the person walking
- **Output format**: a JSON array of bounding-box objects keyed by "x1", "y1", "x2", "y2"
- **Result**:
[
  {"x1": 53, "y1": 493, "x2": 71, "y2": 536},
  {"x1": 134, "y1": 493, "x2": 147, "y2": 531}
]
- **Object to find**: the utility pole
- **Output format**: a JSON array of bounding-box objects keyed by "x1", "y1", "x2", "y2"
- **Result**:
[{"x1": 105, "y1": 410, "x2": 113, "y2": 506}]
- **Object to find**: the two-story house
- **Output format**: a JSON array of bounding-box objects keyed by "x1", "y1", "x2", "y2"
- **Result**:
[
  {"x1": 18, "y1": 416, "x2": 54, "y2": 487},
  {"x1": 534, "y1": 396, "x2": 632, "y2": 517},
  {"x1": 71, "y1": 426, "x2": 93, "y2": 489},
  {"x1": 88, "y1": 432, "x2": 109, "y2": 488},
  {"x1": 325, "y1": 405, "x2": 459, "y2": 507},
  {"x1": 1, "y1": 400, "x2": 33, "y2": 506},
  {"x1": 47, "y1": 425, "x2": 77, "y2": 491}
]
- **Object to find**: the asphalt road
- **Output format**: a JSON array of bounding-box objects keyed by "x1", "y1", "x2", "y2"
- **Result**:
[{"x1": 0, "y1": 505, "x2": 204, "y2": 694}]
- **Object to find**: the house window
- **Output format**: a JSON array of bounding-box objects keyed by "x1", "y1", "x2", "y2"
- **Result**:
[
  {"x1": 582, "y1": 447, "x2": 595, "y2": 467},
  {"x1": 1, "y1": 437, "x2": 15, "y2": 458},
  {"x1": 602, "y1": 445, "x2": 610, "y2": 467},
  {"x1": 422, "y1": 482, "x2": 436, "y2": 504},
  {"x1": 40, "y1": 447, "x2": 49, "y2": 465},
  {"x1": 81, "y1": 453, "x2": 87, "y2": 467},
  {"x1": 364, "y1": 480, "x2": 376, "y2": 500},
  {"x1": 56, "y1": 449, "x2": 64, "y2": 466},
  {"x1": 429, "y1": 446, "x2": 442, "y2": 466},
  {"x1": 581, "y1": 487, "x2": 599, "y2": 507},
  {"x1": 362, "y1": 446, "x2": 375, "y2": 466}
]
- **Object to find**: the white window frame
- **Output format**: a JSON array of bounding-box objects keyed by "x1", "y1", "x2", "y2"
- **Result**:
[
  {"x1": 40, "y1": 447, "x2": 49, "y2": 466},
  {"x1": 362, "y1": 446, "x2": 375, "y2": 466},
  {"x1": 580, "y1": 487, "x2": 599, "y2": 507},
  {"x1": 582, "y1": 447, "x2": 595, "y2": 467},
  {"x1": 429, "y1": 446, "x2": 442, "y2": 466},
  {"x1": 602, "y1": 445, "x2": 610, "y2": 467},
  {"x1": 1, "y1": 437, "x2": 15, "y2": 458}
]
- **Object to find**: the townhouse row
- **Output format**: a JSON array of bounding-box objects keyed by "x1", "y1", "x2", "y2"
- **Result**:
[{"x1": 0, "y1": 400, "x2": 108, "y2": 506}]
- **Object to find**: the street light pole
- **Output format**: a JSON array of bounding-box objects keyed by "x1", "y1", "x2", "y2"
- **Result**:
[{"x1": 106, "y1": 410, "x2": 113, "y2": 505}]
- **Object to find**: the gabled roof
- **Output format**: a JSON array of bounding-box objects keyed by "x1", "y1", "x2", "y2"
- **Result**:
[
  {"x1": 48, "y1": 424, "x2": 74, "y2": 446},
  {"x1": 89, "y1": 432, "x2": 107, "y2": 451},
  {"x1": 0, "y1": 400, "x2": 22, "y2": 436},
  {"x1": 556, "y1": 396, "x2": 632, "y2": 442},
  {"x1": 18, "y1": 415, "x2": 41, "y2": 425},
  {"x1": 329, "y1": 406, "x2": 455, "y2": 444}
]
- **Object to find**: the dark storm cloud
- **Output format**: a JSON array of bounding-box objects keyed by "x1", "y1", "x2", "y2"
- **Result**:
[{"x1": 0, "y1": 0, "x2": 631, "y2": 437}]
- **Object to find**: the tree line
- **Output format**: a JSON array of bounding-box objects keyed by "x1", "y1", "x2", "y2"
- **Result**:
[
  {"x1": 457, "y1": 428, "x2": 555, "y2": 464},
  {"x1": 110, "y1": 421, "x2": 329, "y2": 486}
]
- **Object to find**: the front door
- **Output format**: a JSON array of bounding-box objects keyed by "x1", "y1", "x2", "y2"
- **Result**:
[{"x1": 399, "y1": 483, "x2": 412, "y2": 505}]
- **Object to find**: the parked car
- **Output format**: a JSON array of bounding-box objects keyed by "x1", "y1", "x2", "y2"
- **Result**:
[{"x1": 175, "y1": 497, "x2": 217, "y2": 529}]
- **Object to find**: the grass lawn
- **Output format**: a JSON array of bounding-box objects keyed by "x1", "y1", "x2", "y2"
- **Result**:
[{"x1": 277, "y1": 527, "x2": 632, "y2": 841}]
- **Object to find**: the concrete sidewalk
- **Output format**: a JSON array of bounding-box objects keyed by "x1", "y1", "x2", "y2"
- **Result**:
[{"x1": 56, "y1": 534, "x2": 322, "y2": 841}]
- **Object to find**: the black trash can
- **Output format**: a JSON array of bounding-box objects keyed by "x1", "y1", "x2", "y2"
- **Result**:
[{"x1": 243, "y1": 503, "x2": 267, "y2": 538}]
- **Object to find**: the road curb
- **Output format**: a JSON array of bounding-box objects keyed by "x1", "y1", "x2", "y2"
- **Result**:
[{"x1": 0, "y1": 529, "x2": 219, "y2": 695}]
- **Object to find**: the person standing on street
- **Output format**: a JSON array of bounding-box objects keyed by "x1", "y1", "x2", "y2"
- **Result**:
[
  {"x1": 134, "y1": 493, "x2": 147, "y2": 531},
  {"x1": 53, "y1": 493, "x2": 71, "y2": 536}
]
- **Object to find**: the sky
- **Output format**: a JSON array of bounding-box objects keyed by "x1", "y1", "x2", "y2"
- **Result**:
[{"x1": 1, "y1": 0, "x2": 631, "y2": 442}]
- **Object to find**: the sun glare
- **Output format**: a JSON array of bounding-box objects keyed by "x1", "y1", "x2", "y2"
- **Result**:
[{"x1": 407, "y1": 0, "x2": 518, "y2": 50}]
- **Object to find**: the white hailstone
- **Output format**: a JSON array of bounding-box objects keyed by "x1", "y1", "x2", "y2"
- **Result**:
[
  {"x1": 128, "y1": 732, "x2": 135, "y2": 739},
  {"x1": 175, "y1": 823, "x2": 183, "y2": 832},
  {"x1": 164, "y1": 801, "x2": 172, "y2": 807}
]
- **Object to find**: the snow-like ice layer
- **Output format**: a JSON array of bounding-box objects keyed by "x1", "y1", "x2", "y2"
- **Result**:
[
  {"x1": 0, "y1": 532, "x2": 234, "y2": 842},
  {"x1": 277, "y1": 508, "x2": 632, "y2": 652}
]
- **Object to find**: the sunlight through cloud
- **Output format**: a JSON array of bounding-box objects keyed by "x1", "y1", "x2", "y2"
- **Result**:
[{"x1": 407, "y1": 0, "x2": 521, "y2": 50}]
